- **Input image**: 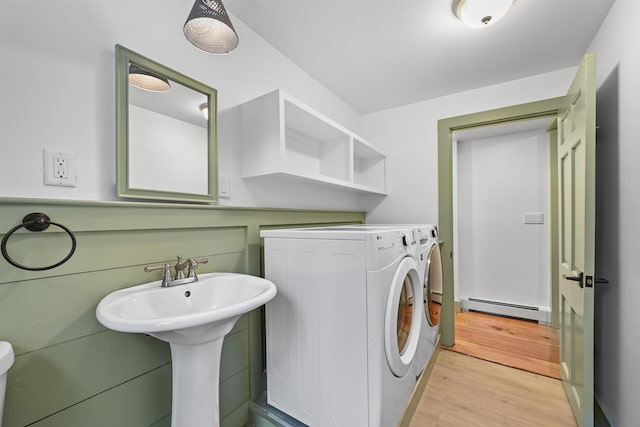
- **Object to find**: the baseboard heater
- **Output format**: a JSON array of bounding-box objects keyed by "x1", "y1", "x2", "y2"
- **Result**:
[
  {"x1": 431, "y1": 291, "x2": 442, "y2": 304},
  {"x1": 463, "y1": 298, "x2": 551, "y2": 324}
]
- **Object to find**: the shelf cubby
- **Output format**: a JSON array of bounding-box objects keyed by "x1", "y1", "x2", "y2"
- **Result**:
[{"x1": 240, "y1": 90, "x2": 387, "y2": 195}]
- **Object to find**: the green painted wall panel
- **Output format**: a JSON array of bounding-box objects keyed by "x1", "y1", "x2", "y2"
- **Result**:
[
  {"x1": 0, "y1": 252, "x2": 245, "y2": 355},
  {"x1": 0, "y1": 226, "x2": 246, "y2": 285},
  {"x1": 26, "y1": 365, "x2": 172, "y2": 427},
  {"x1": 220, "y1": 328, "x2": 249, "y2": 383},
  {"x1": 248, "y1": 307, "x2": 266, "y2": 397},
  {"x1": 149, "y1": 415, "x2": 171, "y2": 427},
  {"x1": 221, "y1": 402, "x2": 250, "y2": 427},
  {"x1": 0, "y1": 198, "x2": 365, "y2": 427},
  {"x1": 5, "y1": 331, "x2": 171, "y2": 426},
  {"x1": 220, "y1": 369, "x2": 251, "y2": 420}
]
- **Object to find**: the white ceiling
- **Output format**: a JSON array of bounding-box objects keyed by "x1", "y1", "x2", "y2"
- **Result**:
[{"x1": 228, "y1": 0, "x2": 615, "y2": 114}]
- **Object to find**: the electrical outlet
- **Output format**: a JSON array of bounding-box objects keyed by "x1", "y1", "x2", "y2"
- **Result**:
[
  {"x1": 53, "y1": 156, "x2": 68, "y2": 178},
  {"x1": 44, "y1": 149, "x2": 77, "y2": 187}
]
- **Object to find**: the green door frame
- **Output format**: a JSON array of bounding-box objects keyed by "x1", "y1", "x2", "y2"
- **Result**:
[{"x1": 437, "y1": 97, "x2": 565, "y2": 346}]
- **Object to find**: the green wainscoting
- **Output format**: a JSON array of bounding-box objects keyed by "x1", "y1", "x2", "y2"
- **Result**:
[{"x1": 0, "y1": 198, "x2": 364, "y2": 427}]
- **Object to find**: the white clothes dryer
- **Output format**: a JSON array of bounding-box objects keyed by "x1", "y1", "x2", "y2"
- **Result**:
[
  {"x1": 412, "y1": 225, "x2": 442, "y2": 378},
  {"x1": 261, "y1": 226, "x2": 422, "y2": 427},
  {"x1": 327, "y1": 224, "x2": 442, "y2": 378}
]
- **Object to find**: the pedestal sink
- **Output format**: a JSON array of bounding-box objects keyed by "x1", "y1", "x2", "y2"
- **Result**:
[{"x1": 96, "y1": 272, "x2": 277, "y2": 427}]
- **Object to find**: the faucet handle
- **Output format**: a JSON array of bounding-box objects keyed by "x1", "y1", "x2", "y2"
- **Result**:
[
  {"x1": 144, "y1": 263, "x2": 173, "y2": 287},
  {"x1": 187, "y1": 257, "x2": 208, "y2": 278}
]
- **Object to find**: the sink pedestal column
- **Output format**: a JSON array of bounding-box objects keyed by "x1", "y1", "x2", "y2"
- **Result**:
[{"x1": 159, "y1": 319, "x2": 239, "y2": 427}]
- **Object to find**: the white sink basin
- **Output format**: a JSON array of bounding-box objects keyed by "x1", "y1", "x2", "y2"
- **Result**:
[
  {"x1": 96, "y1": 272, "x2": 277, "y2": 427},
  {"x1": 97, "y1": 272, "x2": 276, "y2": 343}
]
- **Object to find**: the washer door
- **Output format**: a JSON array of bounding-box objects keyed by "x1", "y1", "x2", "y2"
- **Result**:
[
  {"x1": 385, "y1": 256, "x2": 422, "y2": 378},
  {"x1": 424, "y1": 243, "x2": 443, "y2": 327}
]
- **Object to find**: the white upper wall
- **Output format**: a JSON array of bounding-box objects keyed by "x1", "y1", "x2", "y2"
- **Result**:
[
  {"x1": 455, "y1": 128, "x2": 550, "y2": 310},
  {"x1": 0, "y1": 0, "x2": 364, "y2": 210},
  {"x1": 360, "y1": 66, "x2": 577, "y2": 224}
]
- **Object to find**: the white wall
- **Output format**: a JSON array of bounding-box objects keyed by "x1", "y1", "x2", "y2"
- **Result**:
[
  {"x1": 0, "y1": 0, "x2": 365, "y2": 210},
  {"x1": 455, "y1": 128, "x2": 550, "y2": 312},
  {"x1": 360, "y1": 66, "x2": 577, "y2": 224},
  {"x1": 586, "y1": 1, "x2": 640, "y2": 425}
]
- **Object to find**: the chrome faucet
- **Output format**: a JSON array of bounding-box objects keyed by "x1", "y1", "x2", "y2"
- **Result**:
[{"x1": 144, "y1": 256, "x2": 209, "y2": 287}]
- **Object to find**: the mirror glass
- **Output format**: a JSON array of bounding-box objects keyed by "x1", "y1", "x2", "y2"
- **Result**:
[{"x1": 116, "y1": 44, "x2": 217, "y2": 202}]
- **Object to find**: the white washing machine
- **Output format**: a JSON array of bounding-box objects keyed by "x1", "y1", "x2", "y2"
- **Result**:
[
  {"x1": 261, "y1": 226, "x2": 422, "y2": 427},
  {"x1": 412, "y1": 225, "x2": 442, "y2": 378},
  {"x1": 326, "y1": 224, "x2": 442, "y2": 379}
]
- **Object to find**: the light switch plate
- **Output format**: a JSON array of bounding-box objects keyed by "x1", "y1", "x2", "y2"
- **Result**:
[
  {"x1": 523, "y1": 212, "x2": 544, "y2": 224},
  {"x1": 218, "y1": 175, "x2": 230, "y2": 198}
]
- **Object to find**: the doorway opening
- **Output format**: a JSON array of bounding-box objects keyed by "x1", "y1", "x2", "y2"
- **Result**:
[
  {"x1": 452, "y1": 118, "x2": 554, "y2": 324},
  {"x1": 444, "y1": 116, "x2": 562, "y2": 379},
  {"x1": 436, "y1": 96, "x2": 565, "y2": 349}
]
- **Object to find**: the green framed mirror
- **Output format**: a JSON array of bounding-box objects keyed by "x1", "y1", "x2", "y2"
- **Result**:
[{"x1": 115, "y1": 44, "x2": 217, "y2": 203}]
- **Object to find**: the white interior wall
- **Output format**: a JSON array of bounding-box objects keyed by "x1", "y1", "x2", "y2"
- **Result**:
[
  {"x1": 455, "y1": 128, "x2": 550, "y2": 312},
  {"x1": 0, "y1": 0, "x2": 365, "y2": 210},
  {"x1": 360, "y1": 66, "x2": 577, "y2": 224}
]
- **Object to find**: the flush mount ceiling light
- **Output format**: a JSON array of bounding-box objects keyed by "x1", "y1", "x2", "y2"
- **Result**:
[
  {"x1": 184, "y1": 0, "x2": 239, "y2": 54},
  {"x1": 199, "y1": 102, "x2": 208, "y2": 119},
  {"x1": 453, "y1": 0, "x2": 514, "y2": 28},
  {"x1": 128, "y1": 64, "x2": 171, "y2": 92}
]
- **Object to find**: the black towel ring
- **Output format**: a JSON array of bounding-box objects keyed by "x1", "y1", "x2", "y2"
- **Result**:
[{"x1": 1, "y1": 212, "x2": 77, "y2": 271}]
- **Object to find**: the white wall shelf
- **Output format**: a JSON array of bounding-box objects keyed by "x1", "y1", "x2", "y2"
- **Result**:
[{"x1": 240, "y1": 90, "x2": 387, "y2": 195}]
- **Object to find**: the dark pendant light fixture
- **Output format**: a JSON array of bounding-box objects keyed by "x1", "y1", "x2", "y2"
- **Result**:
[
  {"x1": 184, "y1": 0, "x2": 239, "y2": 54},
  {"x1": 128, "y1": 64, "x2": 171, "y2": 92}
]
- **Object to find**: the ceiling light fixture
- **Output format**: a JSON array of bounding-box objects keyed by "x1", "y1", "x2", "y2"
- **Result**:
[
  {"x1": 128, "y1": 64, "x2": 171, "y2": 92},
  {"x1": 453, "y1": 0, "x2": 514, "y2": 28},
  {"x1": 199, "y1": 102, "x2": 208, "y2": 119},
  {"x1": 184, "y1": 0, "x2": 239, "y2": 54}
]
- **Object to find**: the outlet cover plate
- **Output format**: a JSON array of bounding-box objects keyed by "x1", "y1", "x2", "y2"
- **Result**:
[{"x1": 44, "y1": 149, "x2": 77, "y2": 187}]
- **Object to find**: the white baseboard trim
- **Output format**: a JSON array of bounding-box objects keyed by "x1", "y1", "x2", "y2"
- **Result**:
[{"x1": 461, "y1": 298, "x2": 551, "y2": 324}]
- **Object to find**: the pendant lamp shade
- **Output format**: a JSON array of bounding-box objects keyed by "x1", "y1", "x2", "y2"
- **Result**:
[
  {"x1": 128, "y1": 64, "x2": 171, "y2": 92},
  {"x1": 453, "y1": 0, "x2": 513, "y2": 28},
  {"x1": 184, "y1": 0, "x2": 239, "y2": 54}
]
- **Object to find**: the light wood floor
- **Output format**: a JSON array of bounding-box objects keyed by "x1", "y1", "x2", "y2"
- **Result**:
[
  {"x1": 444, "y1": 311, "x2": 560, "y2": 379},
  {"x1": 409, "y1": 350, "x2": 576, "y2": 427},
  {"x1": 408, "y1": 311, "x2": 575, "y2": 426}
]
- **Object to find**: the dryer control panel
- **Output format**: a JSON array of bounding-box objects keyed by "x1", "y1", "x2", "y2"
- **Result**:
[{"x1": 370, "y1": 229, "x2": 414, "y2": 267}]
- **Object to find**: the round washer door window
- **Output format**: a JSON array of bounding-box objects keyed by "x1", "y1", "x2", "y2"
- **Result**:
[
  {"x1": 424, "y1": 244, "x2": 443, "y2": 327},
  {"x1": 385, "y1": 256, "x2": 422, "y2": 378}
]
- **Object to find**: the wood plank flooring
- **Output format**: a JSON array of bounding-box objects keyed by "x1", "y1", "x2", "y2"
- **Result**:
[
  {"x1": 443, "y1": 311, "x2": 561, "y2": 379},
  {"x1": 409, "y1": 350, "x2": 576, "y2": 427}
]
